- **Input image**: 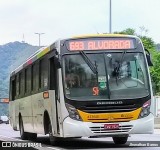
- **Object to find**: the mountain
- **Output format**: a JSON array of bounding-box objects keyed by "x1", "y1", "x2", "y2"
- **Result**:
[
  {"x1": 0, "y1": 41, "x2": 41, "y2": 116},
  {"x1": 0, "y1": 41, "x2": 41, "y2": 98}
]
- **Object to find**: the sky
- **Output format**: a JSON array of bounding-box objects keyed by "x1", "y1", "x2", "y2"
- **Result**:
[{"x1": 0, "y1": 0, "x2": 160, "y2": 46}]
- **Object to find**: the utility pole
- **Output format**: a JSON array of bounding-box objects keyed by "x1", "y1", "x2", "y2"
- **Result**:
[
  {"x1": 22, "y1": 33, "x2": 25, "y2": 43},
  {"x1": 109, "y1": 0, "x2": 112, "y2": 33},
  {"x1": 35, "y1": 33, "x2": 45, "y2": 46}
]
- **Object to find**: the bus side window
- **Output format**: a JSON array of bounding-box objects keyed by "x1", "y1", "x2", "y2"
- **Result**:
[
  {"x1": 39, "y1": 60, "x2": 42, "y2": 90},
  {"x1": 16, "y1": 75, "x2": 19, "y2": 99},
  {"x1": 26, "y1": 67, "x2": 31, "y2": 95},
  {"x1": 35, "y1": 62, "x2": 39, "y2": 92},
  {"x1": 11, "y1": 77, "x2": 16, "y2": 101},
  {"x1": 40, "y1": 58, "x2": 49, "y2": 91},
  {"x1": 31, "y1": 63, "x2": 38, "y2": 93},
  {"x1": 19, "y1": 71, "x2": 25, "y2": 98},
  {"x1": 24, "y1": 69, "x2": 27, "y2": 94},
  {"x1": 49, "y1": 57, "x2": 56, "y2": 90}
]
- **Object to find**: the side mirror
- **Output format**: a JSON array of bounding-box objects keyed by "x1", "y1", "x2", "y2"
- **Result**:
[{"x1": 145, "y1": 49, "x2": 153, "y2": 66}]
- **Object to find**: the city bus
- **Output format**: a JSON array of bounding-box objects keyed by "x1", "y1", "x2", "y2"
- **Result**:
[{"x1": 9, "y1": 34, "x2": 154, "y2": 145}]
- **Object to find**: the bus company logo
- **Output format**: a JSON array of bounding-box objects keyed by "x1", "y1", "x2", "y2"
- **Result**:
[{"x1": 97, "y1": 101, "x2": 123, "y2": 105}]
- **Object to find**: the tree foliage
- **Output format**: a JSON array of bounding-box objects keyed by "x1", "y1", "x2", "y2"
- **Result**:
[
  {"x1": 114, "y1": 28, "x2": 136, "y2": 35},
  {"x1": 114, "y1": 28, "x2": 160, "y2": 95}
]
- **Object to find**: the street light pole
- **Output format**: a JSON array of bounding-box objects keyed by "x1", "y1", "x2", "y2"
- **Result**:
[
  {"x1": 35, "y1": 33, "x2": 45, "y2": 46},
  {"x1": 109, "y1": 0, "x2": 112, "y2": 33}
]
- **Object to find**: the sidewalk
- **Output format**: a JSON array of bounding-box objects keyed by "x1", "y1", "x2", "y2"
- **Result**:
[{"x1": 154, "y1": 129, "x2": 160, "y2": 134}]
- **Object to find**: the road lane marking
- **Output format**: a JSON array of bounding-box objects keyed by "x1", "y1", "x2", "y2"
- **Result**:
[{"x1": 47, "y1": 147, "x2": 63, "y2": 150}]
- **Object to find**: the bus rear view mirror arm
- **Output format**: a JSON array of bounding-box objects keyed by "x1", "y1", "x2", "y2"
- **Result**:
[
  {"x1": 54, "y1": 57, "x2": 61, "y2": 69},
  {"x1": 145, "y1": 49, "x2": 153, "y2": 66}
]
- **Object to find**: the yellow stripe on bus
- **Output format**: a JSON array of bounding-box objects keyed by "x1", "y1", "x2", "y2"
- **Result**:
[
  {"x1": 37, "y1": 47, "x2": 50, "y2": 58},
  {"x1": 78, "y1": 107, "x2": 142, "y2": 123},
  {"x1": 72, "y1": 34, "x2": 129, "y2": 39}
]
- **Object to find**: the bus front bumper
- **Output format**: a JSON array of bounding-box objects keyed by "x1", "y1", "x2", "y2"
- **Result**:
[{"x1": 62, "y1": 113, "x2": 154, "y2": 137}]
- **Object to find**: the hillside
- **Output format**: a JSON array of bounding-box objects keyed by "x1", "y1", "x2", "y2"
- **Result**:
[
  {"x1": 0, "y1": 41, "x2": 41, "y2": 116},
  {"x1": 0, "y1": 41, "x2": 41, "y2": 98}
]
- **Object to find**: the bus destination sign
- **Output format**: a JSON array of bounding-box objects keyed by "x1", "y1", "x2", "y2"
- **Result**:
[{"x1": 66, "y1": 38, "x2": 135, "y2": 51}]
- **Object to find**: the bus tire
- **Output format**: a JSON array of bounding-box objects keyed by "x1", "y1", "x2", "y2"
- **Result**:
[
  {"x1": 28, "y1": 133, "x2": 37, "y2": 140},
  {"x1": 19, "y1": 117, "x2": 28, "y2": 140},
  {"x1": 49, "y1": 122, "x2": 59, "y2": 145},
  {"x1": 112, "y1": 136, "x2": 128, "y2": 145}
]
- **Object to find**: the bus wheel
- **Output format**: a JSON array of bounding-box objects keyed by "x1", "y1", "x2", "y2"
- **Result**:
[
  {"x1": 19, "y1": 117, "x2": 28, "y2": 140},
  {"x1": 49, "y1": 122, "x2": 58, "y2": 145},
  {"x1": 112, "y1": 136, "x2": 128, "y2": 145},
  {"x1": 28, "y1": 133, "x2": 37, "y2": 140}
]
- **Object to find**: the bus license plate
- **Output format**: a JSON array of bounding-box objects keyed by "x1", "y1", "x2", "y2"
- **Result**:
[{"x1": 104, "y1": 124, "x2": 119, "y2": 130}]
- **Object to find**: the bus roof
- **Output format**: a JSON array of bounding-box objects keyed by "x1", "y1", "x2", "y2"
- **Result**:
[
  {"x1": 11, "y1": 46, "x2": 51, "y2": 76},
  {"x1": 70, "y1": 33, "x2": 137, "y2": 39}
]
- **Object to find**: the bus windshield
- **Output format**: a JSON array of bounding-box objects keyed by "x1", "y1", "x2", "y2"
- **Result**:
[{"x1": 63, "y1": 52, "x2": 150, "y2": 101}]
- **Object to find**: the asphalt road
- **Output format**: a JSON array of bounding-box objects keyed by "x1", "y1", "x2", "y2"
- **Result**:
[{"x1": 0, "y1": 124, "x2": 160, "y2": 150}]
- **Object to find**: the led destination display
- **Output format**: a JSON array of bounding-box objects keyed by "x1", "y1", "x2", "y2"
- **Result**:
[{"x1": 66, "y1": 38, "x2": 135, "y2": 51}]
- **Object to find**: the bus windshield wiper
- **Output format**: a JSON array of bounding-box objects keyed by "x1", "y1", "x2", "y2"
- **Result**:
[
  {"x1": 113, "y1": 51, "x2": 126, "y2": 85},
  {"x1": 79, "y1": 51, "x2": 98, "y2": 75},
  {"x1": 116, "y1": 50, "x2": 126, "y2": 74}
]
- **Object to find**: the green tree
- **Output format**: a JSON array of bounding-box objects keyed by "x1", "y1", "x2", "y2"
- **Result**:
[
  {"x1": 139, "y1": 36, "x2": 155, "y2": 50},
  {"x1": 114, "y1": 28, "x2": 136, "y2": 35},
  {"x1": 150, "y1": 53, "x2": 160, "y2": 94}
]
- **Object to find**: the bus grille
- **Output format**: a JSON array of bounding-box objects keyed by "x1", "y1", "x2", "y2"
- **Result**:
[
  {"x1": 90, "y1": 125, "x2": 133, "y2": 134},
  {"x1": 82, "y1": 105, "x2": 138, "y2": 113}
]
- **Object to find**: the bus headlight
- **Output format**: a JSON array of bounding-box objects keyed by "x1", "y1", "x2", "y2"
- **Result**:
[
  {"x1": 139, "y1": 100, "x2": 151, "y2": 118},
  {"x1": 66, "y1": 103, "x2": 82, "y2": 121}
]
